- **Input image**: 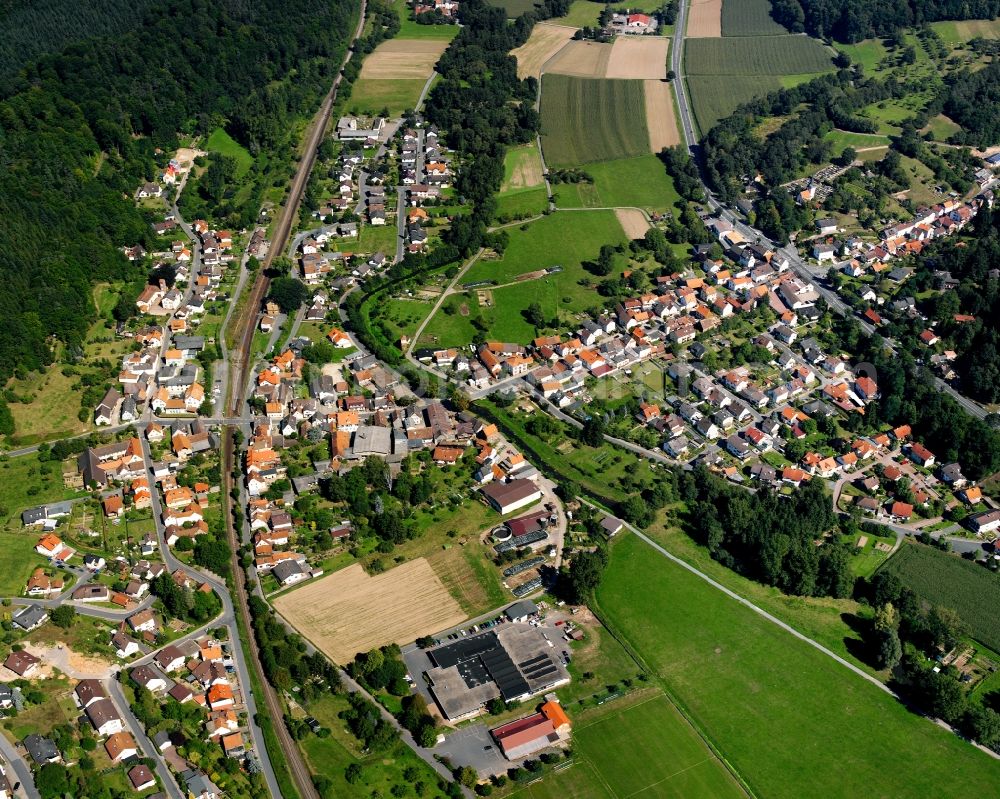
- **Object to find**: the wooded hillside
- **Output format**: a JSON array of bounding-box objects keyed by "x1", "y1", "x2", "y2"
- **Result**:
[{"x1": 0, "y1": 0, "x2": 358, "y2": 383}]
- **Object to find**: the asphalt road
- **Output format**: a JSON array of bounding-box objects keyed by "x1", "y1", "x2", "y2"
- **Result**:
[{"x1": 0, "y1": 734, "x2": 39, "y2": 799}]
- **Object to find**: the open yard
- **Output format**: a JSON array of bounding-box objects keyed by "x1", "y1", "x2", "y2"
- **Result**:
[
  {"x1": 553, "y1": 154, "x2": 680, "y2": 212},
  {"x1": 540, "y1": 75, "x2": 649, "y2": 167},
  {"x1": 605, "y1": 36, "x2": 669, "y2": 80},
  {"x1": 543, "y1": 40, "x2": 613, "y2": 78},
  {"x1": 510, "y1": 692, "x2": 746, "y2": 799},
  {"x1": 644, "y1": 78, "x2": 681, "y2": 149},
  {"x1": 686, "y1": 34, "x2": 834, "y2": 75},
  {"x1": 511, "y1": 22, "x2": 576, "y2": 79},
  {"x1": 273, "y1": 559, "x2": 466, "y2": 663},
  {"x1": 721, "y1": 0, "x2": 788, "y2": 36},
  {"x1": 595, "y1": 533, "x2": 1000, "y2": 798},
  {"x1": 881, "y1": 542, "x2": 1000, "y2": 652},
  {"x1": 687, "y1": 0, "x2": 722, "y2": 38},
  {"x1": 205, "y1": 127, "x2": 253, "y2": 178},
  {"x1": 359, "y1": 38, "x2": 449, "y2": 79}
]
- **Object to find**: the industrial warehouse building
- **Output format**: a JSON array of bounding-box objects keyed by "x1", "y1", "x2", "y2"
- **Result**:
[{"x1": 424, "y1": 625, "x2": 569, "y2": 720}]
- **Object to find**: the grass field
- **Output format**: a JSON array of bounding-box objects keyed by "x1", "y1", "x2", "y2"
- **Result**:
[
  {"x1": 552, "y1": 154, "x2": 680, "y2": 212},
  {"x1": 687, "y1": 74, "x2": 782, "y2": 133},
  {"x1": 837, "y1": 38, "x2": 890, "y2": 73},
  {"x1": 487, "y1": 0, "x2": 540, "y2": 16},
  {"x1": 397, "y1": 16, "x2": 460, "y2": 40},
  {"x1": 464, "y1": 209, "x2": 625, "y2": 284},
  {"x1": 298, "y1": 693, "x2": 449, "y2": 799},
  {"x1": 686, "y1": 35, "x2": 834, "y2": 75},
  {"x1": 356, "y1": 223, "x2": 400, "y2": 254},
  {"x1": 596, "y1": 533, "x2": 1000, "y2": 798},
  {"x1": 378, "y1": 297, "x2": 435, "y2": 344},
  {"x1": 922, "y1": 113, "x2": 962, "y2": 142},
  {"x1": 495, "y1": 187, "x2": 549, "y2": 220},
  {"x1": 540, "y1": 75, "x2": 650, "y2": 167},
  {"x1": 0, "y1": 528, "x2": 50, "y2": 596},
  {"x1": 0, "y1": 453, "x2": 83, "y2": 525},
  {"x1": 930, "y1": 18, "x2": 1000, "y2": 44},
  {"x1": 721, "y1": 0, "x2": 787, "y2": 36},
  {"x1": 824, "y1": 128, "x2": 891, "y2": 158},
  {"x1": 881, "y1": 542, "x2": 1000, "y2": 652},
  {"x1": 347, "y1": 78, "x2": 428, "y2": 116},
  {"x1": 511, "y1": 692, "x2": 745, "y2": 799},
  {"x1": 552, "y1": 0, "x2": 665, "y2": 27},
  {"x1": 205, "y1": 127, "x2": 253, "y2": 178}
]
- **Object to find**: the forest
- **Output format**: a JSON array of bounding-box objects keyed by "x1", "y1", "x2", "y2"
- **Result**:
[
  {"x1": 888, "y1": 209, "x2": 1000, "y2": 404},
  {"x1": 770, "y1": 0, "x2": 1000, "y2": 42},
  {"x1": 680, "y1": 466, "x2": 851, "y2": 598},
  {"x1": 943, "y1": 62, "x2": 1000, "y2": 148},
  {"x1": 0, "y1": 0, "x2": 359, "y2": 387}
]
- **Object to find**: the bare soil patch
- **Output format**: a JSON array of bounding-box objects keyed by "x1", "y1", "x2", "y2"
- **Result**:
[
  {"x1": 273, "y1": 560, "x2": 466, "y2": 664},
  {"x1": 616, "y1": 208, "x2": 651, "y2": 239},
  {"x1": 643, "y1": 79, "x2": 681, "y2": 150},
  {"x1": 544, "y1": 39, "x2": 613, "y2": 78},
  {"x1": 360, "y1": 39, "x2": 449, "y2": 80},
  {"x1": 605, "y1": 37, "x2": 669, "y2": 80},
  {"x1": 512, "y1": 23, "x2": 577, "y2": 80},
  {"x1": 687, "y1": 0, "x2": 723, "y2": 37}
]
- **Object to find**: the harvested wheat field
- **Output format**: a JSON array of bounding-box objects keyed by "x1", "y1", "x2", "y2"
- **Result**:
[
  {"x1": 616, "y1": 208, "x2": 651, "y2": 238},
  {"x1": 644, "y1": 79, "x2": 681, "y2": 150},
  {"x1": 605, "y1": 36, "x2": 669, "y2": 79},
  {"x1": 687, "y1": 0, "x2": 722, "y2": 37},
  {"x1": 512, "y1": 22, "x2": 576, "y2": 79},
  {"x1": 544, "y1": 39, "x2": 613, "y2": 78},
  {"x1": 360, "y1": 39, "x2": 449, "y2": 79},
  {"x1": 273, "y1": 560, "x2": 465, "y2": 663}
]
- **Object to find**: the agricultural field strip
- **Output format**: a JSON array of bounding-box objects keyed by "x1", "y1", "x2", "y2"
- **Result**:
[
  {"x1": 685, "y1": 35, "x2": 834, "y2": 76},
  {"x1": 359, "y1": 38, "x2": 449, "y2": 79},
  {"x1": 511, "y1": 22, "x2": 577, "y2": 80},
  {"x1": 686, "y1": 0, "x2": 722, "y2": 38},
  {"x1": 581, "y1": 500, "x2": 894, "y2": 695},
  {"x1": 720, "y1": 0, "x2": 789, "y2": 37}
]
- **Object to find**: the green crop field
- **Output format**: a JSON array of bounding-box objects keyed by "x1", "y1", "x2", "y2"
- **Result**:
[
  {"x1": 687, "y1": 74, "x2": 782, "y2": 133},
  {"x1": 721, "y1": 0, "x2": 788, "y2": 36},
  {"x1": 595, "y1": 534, "x2": 1000, "y2": 798},
  {"x1": 881, "y1": 542, "x2": 1000, "y2": 652},
  {"x1": 553, "y1": 154, "x2": 681, "y2": 212},
  {"x1": 205, "y1": 127, "x2": 253, "y2": 178},
  {"x1": 686, "y1": 35, "x2": 834, "y2": 75},
  {"x1": 540, "y1": 75, "x2": 649, "y2": 167},
  {"x1": 510, "y1": 692, "x2": 745, "y2": 799}
]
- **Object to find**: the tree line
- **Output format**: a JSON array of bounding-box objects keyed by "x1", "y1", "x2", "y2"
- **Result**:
[{"x1": 771, "y1": 0, "x2": 1000, "y2": 42}]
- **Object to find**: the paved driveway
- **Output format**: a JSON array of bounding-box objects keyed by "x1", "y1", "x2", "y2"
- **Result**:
[{"x1": 433, "y1": 724, "x2": 509, "y2": 778}]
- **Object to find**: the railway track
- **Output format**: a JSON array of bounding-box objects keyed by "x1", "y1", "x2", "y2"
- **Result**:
[{"x1": 221, "y1": 3, "x2": 369, "y2": 797}]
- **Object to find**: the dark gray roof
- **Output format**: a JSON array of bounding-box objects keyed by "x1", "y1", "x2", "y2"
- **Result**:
[
  {"x1": 23, "y1": 734, "x2": 59, "y2": 763},
  {"x1": 12, "y1": 604, "x2": 48, "y2": 630}
]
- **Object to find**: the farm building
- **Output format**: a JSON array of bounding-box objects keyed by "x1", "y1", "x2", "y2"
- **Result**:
[
  {"x1": 481, "y1": 479, "x2": 543, "y2": 515},
  {"x1": 491, "y1": 701, "x2": 572, "y2": 760}
]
